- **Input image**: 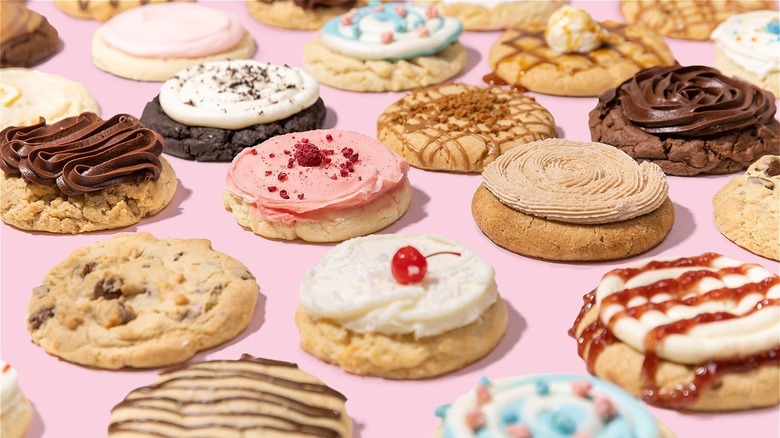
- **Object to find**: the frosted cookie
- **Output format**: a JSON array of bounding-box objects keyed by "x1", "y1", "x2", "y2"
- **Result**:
[
  {"x1": 713, "y1": 155, "x2": 780, "y2": 261},
  {"x1": 296, "y1": 234, "x2": 508, "y2": 379},
  {"x1": 472, "y1": 139, "x2": 674, "y2": 261},
  {"x1": 488, "y1": 6, "x2": 675, "y2": 97},
  {"x1": 303, "y1": 2, "x2": 467, "y2": 92},
  {"x1": 377, "y1": 84, "x2": 556, "y2": 173},
  {"x1": 433, "y1": 375, "x2": 674, "y2": 438},
  {"x1": 224, "y1": 130, "x2": 411, "y2": 242},
  {"x1": 0, "y1": 3, "x2": 60, "y2": 67},
  {"x1": 1, "y1": 360, "x2": 32, "y2": 438},
  {"x1": 621, "y1": 0, "x2": 776, "y2": 41},
  {"x1": 140, "y1": 60, "x2": 326, "y2": 162},
  {"x1": 92, "y1": 3, "x2": 256, "y2": 81},
  {"x1": 0, "y1": 112, "x2": 177, "y2": 233},
  {"x1": 712, "y1": 11, "x2": 780, "y2": 97},
  {"x1": 417, "y1": 0, "x2": 566, "y2": 31},
  {"x1": 27, "y1": 233, "x2": 260, "y2": 369},
  {"x1": 571, "y1": 254, "x2": 780, "y2": 411},
  {"x1": 248, "y1": 0, "x2": 370, "y2": 31},
  {"x1": 55, "y1": 0, "x2": 193, "y2": 21},
  {"x1": 1, "y1": 68, "x2": 100, "y2": 130},
  {"x1": 590, "y1": 65, "x2": 780, "y2": 176},
  {"x1": 109, "y1": 354, "x2": 351, "y2": 437}
]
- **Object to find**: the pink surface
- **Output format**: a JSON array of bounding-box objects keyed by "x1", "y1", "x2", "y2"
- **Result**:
[{"x1": 2, "y1": 1, "x2": 779, "y2": 437}]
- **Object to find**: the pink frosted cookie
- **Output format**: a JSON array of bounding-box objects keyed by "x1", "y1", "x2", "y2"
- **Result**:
[{"x1": 224, "y1": 130, "x2": 412, "y2": 242}]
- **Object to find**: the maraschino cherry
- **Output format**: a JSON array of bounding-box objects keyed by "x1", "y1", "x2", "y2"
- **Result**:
[{"x1": 391, "y1": 246, "x2": 461, "y2": 285}]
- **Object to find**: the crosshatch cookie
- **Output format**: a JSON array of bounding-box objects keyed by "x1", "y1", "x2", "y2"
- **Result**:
[
  {"x1": 621, "y1": 0, "x2": 776, "y2": 40},
  {"x1": 571, "y1": 254, "x2": 780, "y2": 411},
  {"x1": 109, "y1": 354, "x2": 352, "y2": 437},
  {"x1": 1, "y1": 360, "x2": 32, "y2": 438},
  {"x1": 590, "y1": 64, "x2": 780, "y2": 176},
  {"x1": 0, "y1": 112, "x2": 177, "y2": 234},
  {"x1": 297, "y1": 234, "x2": 508, "y2": 379},
  {"x1": 303, "y1": 2, "x2": 466, "y2": 92},
  {"x1": 140, "y1": 60, "x2": 326, "y2": 161},
  {"x1": 488, "y1": 6, "x2": 676, "y2": 97},
  {"x1": 26, "y1": 233, "x2": 260, "y2": 369},
  {"x1": 417, "y1": 0, "x2": 567, "y2": 31},
  {"x1": 377, "y1": 84, "x2": 556, "y2": 173},
  {"x1": 0, "y1": 2, "x2": 60, "y2": 68},
  {"x1": 713, "y1": 155, "x2": 780, "y2": 261},
  {"x1": 472, "y1": 139, "x2": 674, "y2": 261},
  {"x1": 55, "y1": 0, "x2": 192, "y2": 21},
  {"x1": 248, "y1": 0, "x2": 370, "y2": 30}
]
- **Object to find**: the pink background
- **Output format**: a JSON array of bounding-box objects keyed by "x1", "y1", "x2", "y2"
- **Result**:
[{"x1": 2, "y1": 1, "x2": 779, "y2": 437}]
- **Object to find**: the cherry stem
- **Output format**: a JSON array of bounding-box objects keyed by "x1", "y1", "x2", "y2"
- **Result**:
[{"x1": 424, "y1": 251, "x2": 461, "y2": 259}]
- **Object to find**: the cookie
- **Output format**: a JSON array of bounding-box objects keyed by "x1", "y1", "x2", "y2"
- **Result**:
[
  {"x1": 713, "y1": 155, "x2": 780, "y2": 261},
  {"x1": 297, "y1": 234, "x2": 508, "y2": 379},
  {"x1": 621, "y1": 0, "x2": 776, "y2": 40},
  {"x1": 589, "y1": 65, "x2": 780, "y2": 176},
  {"x1": 0, "y1": 112, "x2": 177, "y2": 234},
  {"x1": 55, "y1": 0, "x2": 192, "y2": 21},
  {"x1": 109, "y1": 354, "x2": 351, "y2": 437},
  {"x1": 224, "y1": 130, "x2": 411, "y2": 242},
  {"x1": 0, "y1": 3, "x2": 60, "y2": 68},
  {"x1": 433, "y1": 375, "x2": 675, "y2": 438},
  {"x1": 26, "y1": 233, "x2": 260, "y2": 369},
  {"x1": 712, "y1": 11, "x2": 780, "y2": 97},
  {"x1": 472, "y1": 138, "x2": 674, "y2": 261},
  {"x1": 1, "y1": 68, "x2": 100, "y2": 130},
  {"x1": 247, "y1": 0, "x2": 369, "y2": 30},
  {"x1": 92, "y1": 3, "x2": 255, "y2": 81},
  {"x1": 140, "y1": 60, "x2": 327, "y2": 161},
  {"x1": 417, "y1": 0, "x2": 566, "y2": 31},
  {"x1": 488, "y1": 6, "x2": 676, "y2": 97},
  {"x1": 570, "y1": 254, "x2": 780, "y2": 411},
  {"x1": 303, "y1": 3, "x2": 466, "y2": 92},
  {"x1": 1, "y1": 360, "x2": 32, "y2": 438},
  {"x1": 377, "y1": 84, "x2": 556, "y2": 172}
]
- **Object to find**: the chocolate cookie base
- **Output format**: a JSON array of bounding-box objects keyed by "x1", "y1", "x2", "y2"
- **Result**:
[
  {"x1": 589, "y1": 103, "x2": 780, "y2": 176},
  {"x1": 0, "y1": 18, "x2": 60, "y2": 68},
  {"x1": 140, "y1": 96, "x2": 327, "y2": 162}
]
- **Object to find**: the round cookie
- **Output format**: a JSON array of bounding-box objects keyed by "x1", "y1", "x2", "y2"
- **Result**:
[
  {"x1": 473, "y1": 138, "x2": 674, "y2": 262},
  {"x1": 0, "y1": 3, "x2": 60, "y2": 68},
  {"x1": 713, "y1": 155, "x2": 780, "y2": 261},
  {"x1": 377, "y1": 84, "x2": 556, "y2": 173},
  {"x1": 1, "y1": 68, "x2": 100, "y2": 130},
  {"x1": 224, "y1": 130, "x2": 411, "y2": 242},
  {"x1": 247, "y1": 0, "x2": 370, "y2": 31},
  {"x1": 297, "y1": 234, "x2": 508, "y2": 379},
  {"x1": 1, "y1": 360, "x2": 32, "y2": 438},
  {"x1": 109, "y1": 354, "x2": 351, "y2": 437},
  {"x1": 488, "y1": 7, "x2": 676, "y2": 97},
  {"x1": 621, "y1": 0, "x2": 776, "y2": 40},
  {"x1": 26, "y1": 233, "x2": 260, "y2": 369},
  {"x1": 0, "y1": 112, "x2": 177, "y2": 234},
  {"x1": 55, "y1": 0, "x2": 193, "y2": 21},
  {"x1": 589, "y1": 64, "x2": 780, "y2": 176},
  {"x1": 570, "y1": 254, "x2": 780, "y2": 411},
  {"x1": 417, "y1": 0, "x2": 567, "y2": 31}
]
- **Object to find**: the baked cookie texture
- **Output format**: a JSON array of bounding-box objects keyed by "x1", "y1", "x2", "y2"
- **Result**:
[
  {"x1": 417, "y1": 0, "x2": 566, "y2": 31},
  {"x1": 0, "y1": 3, "x2": 60, "y2": 68},
  {"x1": 247, "y1": 0, "x2": 369, "y2": 30},
  {"x1": 377, "y1": 84, "x2": 556, "y2": 172},
  {"x1": 55, "y1": 0, "x2": 193, "y2": 21},
  {"x1": 713, "y1": 155, "x2": 780, "y2": 261},
  {"x1": 26, "y1": 233, "x2": 260, "y2": 369}
]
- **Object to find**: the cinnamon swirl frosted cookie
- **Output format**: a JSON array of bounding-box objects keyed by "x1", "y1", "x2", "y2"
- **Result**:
[
  {"x1": 248, "y1": 0, "x2": 370, "y2": 30},
  {"x1": 377, "y1": 84, "x2": 556, "y2": 173},
  {"x1": 55, "y1": 0, "x2": 193, "y2": 22},
  {"x1": 590, "y1": 65, "x2": 780, "y2": 176},
  {"x1": 472, "y1": 139, "x2": 674, "y2": 261},
  {"x1": 0, "y1": 112, "x2": 177, "y2": 233},
  {"x1": 570, "y1": 254, "x2": 780, "y2": 411},
  {"x1": 0, "y1": 3, "x2": 60, "y2": 68}
]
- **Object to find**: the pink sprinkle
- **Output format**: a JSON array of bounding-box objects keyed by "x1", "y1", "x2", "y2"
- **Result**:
[
  {"x1": 426, "y1": 4, "x2": 438, "y2": 19},
  {"x1": 507, "y1": 425, "x2": 532, "y2": 438},
  {"x1": 374, "y1": 4, "x2": 384, "y2": 12},
  {"x1": 595, "y1": 396, "x2": 617, "y2": 420},
  {"x1": 574, "y1": 433, "x2": 592, "y2": 438},
  {"x1": 476, "y1": 386, "x2": 491, "y2": 405},
  {"x1": 465, "y1": 410, "x2": 484, "y2": 430},
  {"x1": 571, "y1": 381, "x2": 592, "y2": 398},
  {"x1": 395, "y1": 4, "x2": 407, "y2": 17},
  {"x1": 417, "y1": 23, "x2": 430, "y2": 37},
  {"x1": 341, "y1": 15, "x2": 352, "y2": 25},
  {"x1": 381, "y1": 31, "x2": 394, "y2": 44}
]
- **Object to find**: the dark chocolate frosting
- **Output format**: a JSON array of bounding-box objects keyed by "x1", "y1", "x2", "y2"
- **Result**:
[
  {"x1": 258, "y1": 0, "x2": 357, "y2": 10},
  {"x1": 0, "y1": 113, "x2": 164, "y2": 196},
  {"x1": 0, "y1": 3, "x2": 60, "y2": 67}
]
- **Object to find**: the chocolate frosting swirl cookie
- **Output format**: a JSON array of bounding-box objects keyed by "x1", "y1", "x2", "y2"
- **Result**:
[{"x1": 0, "y1": 3, "x2": 60, "y2": 67}]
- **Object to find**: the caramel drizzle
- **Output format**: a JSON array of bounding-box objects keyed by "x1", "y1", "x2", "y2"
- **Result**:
[{"x1": 626, "y1": 0, "x2": 777, "y2": 36}]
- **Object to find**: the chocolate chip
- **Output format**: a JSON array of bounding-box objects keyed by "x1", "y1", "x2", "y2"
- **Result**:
[
  {"x1": 29, "y1": 307, "x2": 54, "y2": 329},
  {"x1": 173, "y1": 252, "x2": 184, "y2": 261},
  {"x1": 117, "y1": 303, "x2": 136, "y2": 325},
  {"x1": 93, "y1": 279, "x2": 122, "y2": 300},
  {"x1": 81, "y1": 263, "x2": 96, "y2": 277},
  {"x1": 765, "y1": 157, "x2": 780, "y2": 177},
  {"x1": 748, "y1": 176, "x2": 775, "y2": 190}
]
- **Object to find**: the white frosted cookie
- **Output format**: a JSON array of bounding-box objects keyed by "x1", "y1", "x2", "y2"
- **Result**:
[{"x1": 0, "y1": 360, "x2": 32, "y2": 438}]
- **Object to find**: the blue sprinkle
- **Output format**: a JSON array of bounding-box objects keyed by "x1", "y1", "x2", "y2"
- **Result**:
[
  {"x1": 535, "y1": 380, "x2": 550, "y2": 395},
  {"x1": 551, "y1": 411, "x2": 576, "y2": 434},
  {"x1": 501, "y1": 409, "x2": 519, "y2": 424},
  {"x1": 434, "y1": 404, "x2": 451, "y2": 418},
  {"x1": 478, "y1": 377, "x2": 491, "y2": 386},
  {"x1": 766, "y1": 18, "x2": 780, "y2": 35}
]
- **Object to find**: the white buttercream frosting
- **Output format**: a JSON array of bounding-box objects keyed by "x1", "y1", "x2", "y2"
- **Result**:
[
  {"x1": 0, "y1": 360, "x2": 23, "y2": 415},
  {"x1": 711, "y1": 10, "x2": 780, "y2": 79},
  {"x1": 544, "y1": 5, "x2": 607, "y2": 54}
]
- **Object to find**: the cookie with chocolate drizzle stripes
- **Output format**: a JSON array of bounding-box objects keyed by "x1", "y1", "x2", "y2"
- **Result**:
[
  {"x1": 247, "y1": 0, "x2": 369, "y2": 31},
  {"x1": 54, "y1": 0, "x2": 193, "y2": 22},
  {"x1": 108, "y1": 354, "x2": 352, "y2": 437}
]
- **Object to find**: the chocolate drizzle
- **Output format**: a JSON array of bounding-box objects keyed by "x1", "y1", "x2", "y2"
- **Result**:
[{"x1": 257, "y1": 0, "x2": 357, "y2": 10}]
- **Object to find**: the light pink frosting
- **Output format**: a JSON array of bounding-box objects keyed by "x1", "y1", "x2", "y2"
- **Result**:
[
  {"x1": 99, "y1": 3, "x2": 246, "y2": 58},
  {"x1": 225, "y1": 130, "x2": 409, "y2": 225}
]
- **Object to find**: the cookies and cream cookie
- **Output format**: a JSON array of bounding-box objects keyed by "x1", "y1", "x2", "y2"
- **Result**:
[
  {"x1": 296, "y1": 234, "x2": 508, "y2": 379},
  {"x1": 0, "y1": 112, "x2": 177, "y2": 233},
  {"x1": 248, "y1": 0, "x2": 370, "y2": 30},
  {"x1": 0, "y1": 360, "x2": 32, "y2": 438},
  {"x1": 0, "y1": 3, "x2": 60, "y2": 68},
  {"x1": 417, "y1": 0, "x2": 567, "y2": 31},
  {"x1": 571, "y1": 254, "x2": 780, "y2": 411},
  {"x1": 590, "y1": 64, "x2": 780, "y2": 176},
  {"x1": 140, "y1": 60, "x2": 326, "y2": 161},
  {"x1": 92, "y1": 3, "x2": 256, "y2": 81},
  {"x1": 26, "y1": 233, "x2": 260, "y2": 369},
  {"x1": 303, "y1": 2, "x2": 466, "y2": 92},
  {"x1": 377, "y1": 84, "x2": 556, "y2": 173},
  {"x1": 55, "y1": 0, "x2": 193, "y2": 22},
  {"x1": 472, "y1": 138, "x2": 674, "y2": 261},
  {"x1": 488, "y1": 6, "x2": 676, "y2": 97}
]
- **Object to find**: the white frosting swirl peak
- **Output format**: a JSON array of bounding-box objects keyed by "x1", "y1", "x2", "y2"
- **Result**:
[{"x1": 545, "y1": 5, "x2": 608, "y2": 54}]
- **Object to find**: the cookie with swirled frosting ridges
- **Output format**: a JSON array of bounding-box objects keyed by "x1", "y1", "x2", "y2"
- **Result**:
[
  {"x1": 55, "y1": 0, "x2": 193, "y2": 22},
  {"x1": 247, "y1": 0, "x2": 372, "y2": 31},
  {"x1": 416, "y1": 0, "x2": 567, "y2": 31},
  {"x1": 472, "y1": 138, "x2": 674, "y2": 262},
  {"x1": 1, "y1": 360, "x2": 32, "y2": 438},
  {"x1": 140, "y1": 60, "x2": 326, "y2": 161},
  {"x1": 303, "y1": 1, "x2": 466, "y2": 92},
  {"x1": 296, "y1": 234, "x2": 508, "y2": 379},
  {"x1": 0, "y1": 2, "x2": 60, "y2": 68},
  {"x1": 570, "y1": 254, "x2": 780, "y2": 411}
]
